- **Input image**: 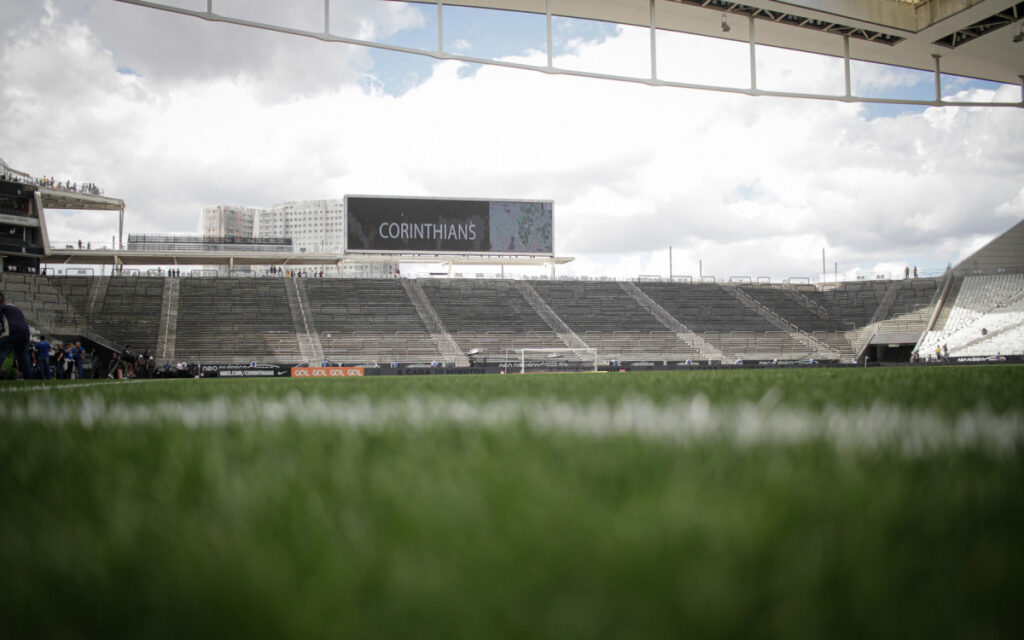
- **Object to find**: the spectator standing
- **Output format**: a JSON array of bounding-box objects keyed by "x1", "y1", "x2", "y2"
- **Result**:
[
  {"x1": 53, "y1": 342, "x2": 65, "y2": 379},
  {"x1": 0, "y1": 291, "x2": 32, "y2": 379},
  {"x1": 35, "y1": 335, "x2": 52, "y2": 380},
  {"x1": 71, "y1": 341, "x2": 84, "y2": 379}
]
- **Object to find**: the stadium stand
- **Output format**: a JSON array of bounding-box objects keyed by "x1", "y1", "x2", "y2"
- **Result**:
[
  {"x1": 880, "y1": 278, "x2": 941, "y2": 326},
  {"x1": 618, "y1": 281, "x2": 723, "y2": 360},
  {"x1": 301, "y1": 279, "x2": 443, "y2": 365},
  {"x1": 852, "y1": 277, "x2": 943, "y2": 351},
  {"x1": 918, "y1": 274, "x2": 1024, "y2": 357},
  {"x1": 531, "y1": 281, "x2": 703, "y2": 361},
  {"x1": 173, "y1": 278, "x2": 302, "y2": 363},
  {"x1": 740, "y1": 284, "x2": 837, "y2": 332},
  {"x1": 8, "y1": 268, "x2": 1022, "y2": 365},
  {"x1": 0, "y1": 273, "x2": 93, "y2": 336},
  {"x1": 738, "y1": 283, "x2": 854, "y2": 358},
  {"x1": 635, "y1": 282, "x2": 813, "y2": 359},
  {"x1": 418, "y1": 279, "x2": 567, "y2": 362},
  {"x1": 929, "y1": 276, "x2": 964, "y2": 332},
  {"x1": 812, "y1": 281, "x2": 892, "y2": 329},
  {"x1": 48, "y1": 276, "x2": 94, "y2": 320},
  {"x1": 91, "y1": 277, "x2": 164, "y2": 354},
  {"x1": 913, "y1": 217, "x2": 1024, "y2": 358}
]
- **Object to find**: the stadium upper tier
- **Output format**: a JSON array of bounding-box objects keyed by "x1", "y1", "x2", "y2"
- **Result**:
[{"x1": 8, "y1": 272, "x2": 1011, "y2": 366}]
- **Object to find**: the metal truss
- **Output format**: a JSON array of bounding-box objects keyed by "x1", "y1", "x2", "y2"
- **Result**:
[
  {"x1": 667, "y1": 0, "x2": 903, "y2": 45},
  {"x1": 112, "y1": 0, "x2": 1024, "y2": 108},
  {"x1": 933, "y1": 1, "x2": 1024, "y2": 49}
]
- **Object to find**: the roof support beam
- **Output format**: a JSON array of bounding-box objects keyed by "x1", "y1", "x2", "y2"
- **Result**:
[
  {"x1": 546, "y1": 0, "x2": 552, "y2": 68},
  {"x1": 749, "y1": 14, "x2": 757, "y2": 92},
  {"x1": 650, "y1": 0, "x2": 658, "y2": 80},
  {"x1": 844, "y1": 35, "x2": 851, "y2": 99},
  {"x1": 109, "y1": 0, "x2": 1024, "y2": 109},
  {"x1": 437, "y1": 0, "x2": 444, "y2": 53},
  {"x1": 34, "y1": 192, "x2": 50, "y2": 257}
]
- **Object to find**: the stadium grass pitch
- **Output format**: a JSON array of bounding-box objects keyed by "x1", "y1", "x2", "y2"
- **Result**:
[{"x1": 2, "y1": 366, "x2": 1023, "y2": 638}]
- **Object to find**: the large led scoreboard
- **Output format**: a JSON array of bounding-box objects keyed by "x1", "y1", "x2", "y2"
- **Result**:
[{"x1": 346, "y1": 195, "x2": 553, "y2": 256}]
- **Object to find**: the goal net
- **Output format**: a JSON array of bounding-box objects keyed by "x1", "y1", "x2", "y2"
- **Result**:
[{"x1": 519, "y1": 348, "x2": 599, "y2": 374}]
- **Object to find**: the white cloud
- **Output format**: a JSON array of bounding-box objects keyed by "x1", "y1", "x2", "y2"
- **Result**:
[
  {"x1": 996, "y1": 187, "x2": 1024, "y2": 218},
  {"x1": 1, "y1": 1, "x2": 1022, "y2": 280}
]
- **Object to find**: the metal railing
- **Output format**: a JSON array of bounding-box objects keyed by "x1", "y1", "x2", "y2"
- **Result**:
[{"x1": 27, "y1": 261, "x2": 964, "y2": 286}]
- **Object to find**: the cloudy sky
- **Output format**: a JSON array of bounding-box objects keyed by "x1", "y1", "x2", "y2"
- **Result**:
[{"x1": 2, "y1": 0, "x2": 1022, "y2": 280}]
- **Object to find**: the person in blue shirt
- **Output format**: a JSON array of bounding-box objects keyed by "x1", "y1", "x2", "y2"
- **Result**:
[
  {"x1": 0, "y1": 291, "x2": 32, "y2": 380},
  {"x1": 71, "y1": 341, "x2": 84, "y2": 379},
  {"x1": 34, "y1": 335, "x2": 52, "y2": 380}
]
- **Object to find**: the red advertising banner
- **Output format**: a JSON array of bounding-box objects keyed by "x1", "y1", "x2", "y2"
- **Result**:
[{"x1": 290, "y1": 367, "x2": 365, "y2": 378}]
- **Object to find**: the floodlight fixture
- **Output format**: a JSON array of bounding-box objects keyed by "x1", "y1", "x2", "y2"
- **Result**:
[{"x1": 721, "y1": 14, "x2": 731, "y2": 33}]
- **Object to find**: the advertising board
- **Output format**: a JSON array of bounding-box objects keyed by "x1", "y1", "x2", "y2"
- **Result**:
[
  {"x1": 200, "y1": 364, "x2": 288, "y2": 377},
  {"x1": 346, "y1": 196, "x2": 553, "y2": 255},
  {"x1": 290, "y1": 366, "x2": 365, "y2": 378}
]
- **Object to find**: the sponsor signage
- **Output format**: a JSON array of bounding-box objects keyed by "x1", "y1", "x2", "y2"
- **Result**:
[
  {"x1": 346, "y1": 195, "x2": 553, "y2": 255},
  {"x1": 0, "y1": 213, "x2": 38, "y2": 227},
  {"x1": 219, "y1": 369, "x2": 280, "y2": 378},
  {"x1": 719, "y1": 359, "x2": 843, "y2": 368},
  {"x1": 951, "y1": 355, "x2": 1020, "y2": 364},
  {"x1": 291, "y1": 366, "x2": 365, "y2": 378}
]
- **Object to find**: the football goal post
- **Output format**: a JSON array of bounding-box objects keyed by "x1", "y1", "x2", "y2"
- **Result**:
[{"x1": 519, "y1": 348, "x2": 599, "y2": 374}]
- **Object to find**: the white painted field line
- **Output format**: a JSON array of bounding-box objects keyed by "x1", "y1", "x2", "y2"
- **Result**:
[
  {"x1": 0, "y1": 378, "x2": 186, "y2": 394},
  {"x1": 7, "y1": 392, "x2": 1024, "y2": 457}
]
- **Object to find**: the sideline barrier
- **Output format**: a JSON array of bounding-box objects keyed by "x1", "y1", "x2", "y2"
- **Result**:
[{"x1": 187, "y1": 358, "x2": 1021, "y2": 380}]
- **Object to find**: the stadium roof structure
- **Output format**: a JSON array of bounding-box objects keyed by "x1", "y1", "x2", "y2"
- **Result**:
[
  {"x1": 38, "y1": 187, "x2": 124, "y2": 212},
  {"x1": 954, "y1": 216, "x2": 1024, "y2": 273},
  {"x1": 35, "y1": 186, "x2": 127, "y2": 255},
  {"x1": 113, "y1": 0, "x2": 1024, "y2": 107}
]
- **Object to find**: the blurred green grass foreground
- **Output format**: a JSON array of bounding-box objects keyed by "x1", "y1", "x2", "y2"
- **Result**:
[{"x1": 2, "y1": 366, "x2": 1023, "y2": 639}]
